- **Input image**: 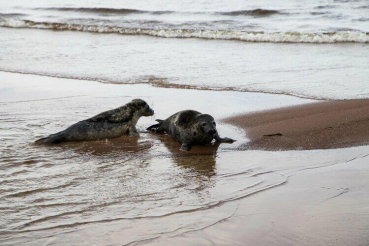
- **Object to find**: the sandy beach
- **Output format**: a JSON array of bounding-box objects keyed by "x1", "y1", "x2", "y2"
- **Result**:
[
  {"x1": 225, "y1": 99, "x2": 369, "y2": 150},
  {"x1": 1, "y1": 72, "x2": 369, "y2": 245}
]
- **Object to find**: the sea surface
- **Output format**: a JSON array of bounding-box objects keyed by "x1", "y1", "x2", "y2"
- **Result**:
[
  {"x1": 0, "y1": 0, "x2": 368, "y2": 99},
  {"x1": 0, "y1": 0, "x2": 369, "y2": 245}
]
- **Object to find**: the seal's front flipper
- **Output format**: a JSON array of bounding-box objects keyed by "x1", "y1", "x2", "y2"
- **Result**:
[
  {"x1": 215, "y1": 133, "x2": 236, "y2": 143},
  {"x1": 180, "y1": 143, "x2": 192, "y2": 151},
  {"x1": 129, "y1": 126, "x2": 139, "y2": 137}
]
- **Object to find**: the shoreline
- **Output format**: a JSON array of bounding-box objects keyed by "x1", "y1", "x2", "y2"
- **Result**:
[
  {"x1": 0, "y1": 70, "x2": 327, "y2": 101},
  {"x1": 224, "y1": 99, "x2": 369, "y2": 151},
  {"x1": 2, "y1": 70, "x2": 369, "y2": 151}
]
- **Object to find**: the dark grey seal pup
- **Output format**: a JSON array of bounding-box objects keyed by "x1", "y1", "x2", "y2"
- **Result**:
[
  {"x1": 35, "y1": 99, "x2": 154, "y2": 144},
  {"x1": 147, "y1": 110, "x2": 235, "y2": 151}
]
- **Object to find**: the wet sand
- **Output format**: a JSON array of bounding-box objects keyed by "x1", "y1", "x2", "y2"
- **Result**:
[
  {"x1": 148, "y1": 151, "x2": 369, "y2": 246},
  {"x1": 1, "y1": 72, "x2": 369, "y2": 246},
  {"x1": 225, "y1": 99, "x2": 369, "y2": 150}
]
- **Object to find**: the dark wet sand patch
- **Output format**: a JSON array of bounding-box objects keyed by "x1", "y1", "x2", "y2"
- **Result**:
[{"x1": 224, "y1": 99, "x2": 369, "y2": 150}]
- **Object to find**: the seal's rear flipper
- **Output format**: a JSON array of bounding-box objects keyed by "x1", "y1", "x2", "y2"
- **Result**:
[
  {"x1": 34, "y1": 132, "x2": 66, "y2": 145},
  {"x1": 147, "y1": 119, "x2": 165, "y2": 133}
]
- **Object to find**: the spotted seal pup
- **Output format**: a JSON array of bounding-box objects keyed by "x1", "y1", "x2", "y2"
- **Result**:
[
  {"x1": 147, "y1": 110, "x2": 235, "y2": 151},
  {"x1": 35, "y1": 99, "x2": 154, "y2": 144}
]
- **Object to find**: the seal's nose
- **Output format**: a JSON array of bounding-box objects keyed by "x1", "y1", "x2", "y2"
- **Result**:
[
  {"x1": 148, "y1": 108, "x2": 154, "y2": 115},
  {"x1": 208, "y1": 129, "x2": 216, "y2": 135}
]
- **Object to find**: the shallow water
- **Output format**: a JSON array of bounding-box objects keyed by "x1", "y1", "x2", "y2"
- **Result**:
[
  {"x1": 1, "y1": 73, "x2": 369, "y2": 245},
  {"x1": 0, "y1": 28, "x2": 368, "y2": 100}
]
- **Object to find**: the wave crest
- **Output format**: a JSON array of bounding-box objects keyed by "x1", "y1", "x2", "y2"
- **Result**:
[
  {"x1": 38, "y1": 7, "x2": 172, "y2": 15},
  {"x1": 1, "y1": 19, "x2": 368, "y2": 43},
  {"x1": 221, "y1": 9, "x2": 280, "y2": 16},
  {"x1": 39, "y1": 7, "x2": 281, "y2": 16}
]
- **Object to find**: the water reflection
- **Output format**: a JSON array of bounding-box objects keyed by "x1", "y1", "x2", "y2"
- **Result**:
[
  {"x1": 157, "y1": 134, "x2": 220, "y2": 178},
  {"x1": 55, "y1": 135, "x2": 153, "y2": 157}
]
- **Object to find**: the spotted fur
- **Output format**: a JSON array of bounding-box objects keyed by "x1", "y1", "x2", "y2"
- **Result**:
[
  {"x1": 147, "y1": 110, "x2": 235, "y2": 151},
  {"x1": 35, "y1": 99, "x2": 154, "y2": 144}
]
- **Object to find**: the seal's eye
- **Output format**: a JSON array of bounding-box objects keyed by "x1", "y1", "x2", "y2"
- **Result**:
[
  {"x1": 213, "y1": 122, "x2": 216, "y2": 126},
  {"x1": 202, "y1": 123, "x2": 207, "y2": 127}
]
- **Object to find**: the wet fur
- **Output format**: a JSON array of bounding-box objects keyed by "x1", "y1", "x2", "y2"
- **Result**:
[
  {"x1": 35, "y1": 99, "x2": 154, "y2": 144},
  {"x1": 147, "y1": 110, "x2": 235, "y2": 151}
]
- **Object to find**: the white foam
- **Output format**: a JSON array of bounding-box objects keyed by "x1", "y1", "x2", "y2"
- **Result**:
[{"x1": 1, "y1": 19, "x2": 368, "y2": 43}]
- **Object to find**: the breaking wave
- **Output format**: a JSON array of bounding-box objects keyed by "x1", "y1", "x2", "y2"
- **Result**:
[
  {"x1": 38, "y1": 7, "x2": 173, "y2": 15},
  {"x1": 38, "y1": 7, "x2": 281, "y2": 16},
  {"x1": 1, "y1": 19, "x2": 368, "y2": 43}
]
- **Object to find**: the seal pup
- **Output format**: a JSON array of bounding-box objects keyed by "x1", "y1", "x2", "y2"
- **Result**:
[
  {"x1": 147, "y1": 110, "x2": 235, "y2": 151},
  {"x1": 35, "y1": 99, "x2": 154, "y2": 144}
]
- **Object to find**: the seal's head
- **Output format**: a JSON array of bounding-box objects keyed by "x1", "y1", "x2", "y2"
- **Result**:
[
  {"x1": 129, "y1": 99, "x2": 154, "y2": 116},
  {"x1": 197, "y1": 114, "x2": 217, "y2": 135}
]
